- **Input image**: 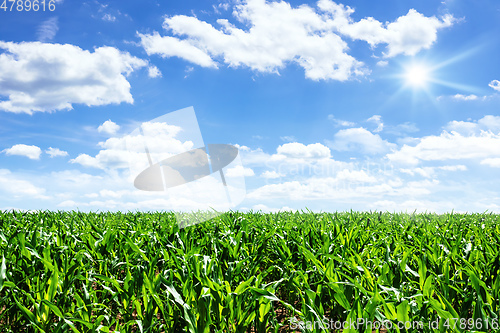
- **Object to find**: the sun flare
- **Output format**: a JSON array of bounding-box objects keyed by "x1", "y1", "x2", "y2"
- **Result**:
[{"x1": 405, "y1": 64, "x2": 430, "y2": 88}]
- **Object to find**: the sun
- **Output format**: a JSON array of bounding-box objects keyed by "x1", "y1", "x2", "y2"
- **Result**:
[{"x1": 404, "y1": 64, "x2": 430, "y2": 88}]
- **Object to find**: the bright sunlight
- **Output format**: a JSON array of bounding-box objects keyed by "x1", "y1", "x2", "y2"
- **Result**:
[{"x1": 405, "y1": 64, "x2": 431, "y2": 88}]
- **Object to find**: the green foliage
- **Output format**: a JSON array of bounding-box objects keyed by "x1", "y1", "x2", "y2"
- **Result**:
[{"x1": 0, "y1": 210, "x2": 498, "y2": 332}]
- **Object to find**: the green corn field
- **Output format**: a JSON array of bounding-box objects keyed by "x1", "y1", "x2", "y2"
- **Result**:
[{"x1": 0, "y1": 210, "x2": 499, "y2": 332}]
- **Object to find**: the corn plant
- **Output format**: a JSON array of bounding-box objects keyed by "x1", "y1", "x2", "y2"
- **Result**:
[{"x1": 0, "y1": 210, "x2": 498, "y2": 332}]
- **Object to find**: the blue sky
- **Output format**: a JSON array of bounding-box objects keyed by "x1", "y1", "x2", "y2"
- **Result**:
[{"x1": 1, "y1": 0, "x2": 500, "y2": 212}]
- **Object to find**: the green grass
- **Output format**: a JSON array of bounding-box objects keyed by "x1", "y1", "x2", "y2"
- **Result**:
[{"x1": 0, "y1": 210, "x2": 499, "y2": 332}]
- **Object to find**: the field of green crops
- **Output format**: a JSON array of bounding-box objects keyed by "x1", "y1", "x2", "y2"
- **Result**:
[{"x1": 0, "y1": 211, "x2": 499, "y2": 332}]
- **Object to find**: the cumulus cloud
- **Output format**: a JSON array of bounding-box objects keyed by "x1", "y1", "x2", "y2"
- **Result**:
[
  {"x1": 489, "y1": 80, "x2": 500, "y2": 92},
  {"x1": 45, "y1": 147, "x2": 68, "y2": 158},
  {"x1": 331, "y1": 7, "x2": 455, "y2": 57},
  {"x1": 388, "y1": 131, "x2": 500, "y2": 165},
  {"x1": 98, "y1": 120, "x2": 120, "y2": 136},
  {"x1": 147, "y1": 65, "x2": 162, "y2": 78},
  {"x1": 387, "y1": 116, "x2": 500, "y2": 166},
  {"x1": 444, "y1": 120, "x2": 478, "y2": 136},
  {"x1": 71, "y1": 121, "x2": 193, "y2": 170},
  {"x1": 0, "y1": 41, "x2": 148, "y2": 114},
  {"x1": 225, "y1": 165, "x2": 255, "y2": 177},
  {"x1": 3, "y1": 144, "x2": 42, "y2": 160},
  {"x1": 233, "y1": 144, "x2": 250, "y2": 151},
  {"x1": 138, "y1": 0, "x2": 453, "y2": 80},
  {"x1": 275, "y1": 142, "x2": 331, "y2": 159},
  {"x1": 328, "y1": 127, "x2": 395, "y2": 154},
  {"x1": 444, "y1": 115, "x2": 500, "y2": 135}
]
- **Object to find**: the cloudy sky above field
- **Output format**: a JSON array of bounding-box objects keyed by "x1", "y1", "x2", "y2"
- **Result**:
[{"x1": 1, "y1": 0, "x2": 500, "y2": 213}]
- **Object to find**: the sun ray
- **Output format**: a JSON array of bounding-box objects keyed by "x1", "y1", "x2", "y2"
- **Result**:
[{"x1": 427, "y1": 78, "x2": 482, "y2": 95}]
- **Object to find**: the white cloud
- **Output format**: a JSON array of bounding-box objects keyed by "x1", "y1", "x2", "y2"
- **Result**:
[
  {"x1": 184, "y1": 66, "x2": 194, "y2": 78},
  {"x1": 225, "y1": 165, "x2": 255, "y2": 177},
  {"x1": 261, "y1": 170, "x2": 284, "y2": 179},
  {"x1": 367, "y1": 115, "x2": 383, "y2": 132},
  {"x1": 3, "y1": 144, "x2": 42, "y2": 160},
  {"x1": 138, "y1": 32, "x2": 217, "y2": 68},
  {"x1": 50, "y1": 170, "x2": 104, "y2": 188},
  {"x1": 440, "y1": 80, "x2": 500, "y2": 102},
  {"x1": 321, "y1": 2, "x2": 455, "y2": 57},
  {"x1": 70, "y1": 153, "x2": 104, "y2": 169},
  {"x1": 386, "y1": 122, "x2": 419, "y2": 136},
  {"x1": 444, "y1": 120, "x2": 478, "y2": 136},
  {"x1": 251, "y1": 204, "x2": 295, "y2": 212},
  {"x1": 247, "y1": 172, "x2": 436, "y2": 202},
  {"x1": 141, "y1": 0, "x2": 373, "y2": 81},
  {"x1": 233, "y1": 144, "x2": 250, "y2": 151},
  {"x1": 369, "y1": 199, "x2": 456, "y2": 213},
  {"x1": 241, "y1": 145, "x2": 356, "y2": 187},
  {"x1": 102, "y1": 13, "x2": 116, "y2": 22},
  {"x1": 388, "y1": 131, "x2": 500, "y2": 165},
  {"x1": 147, "y1": 65, "x2": 162, "y2": 78},
  {"x1": 37, "y1": 17, "x2": 59, "y2": 42},
  {"x1": 280, "y1": 135, "x2": 296, "y2": 142},
  {"x1": 480, "y1": 158, "x2": 500, "y2": 168},
  {"x1": 98, "y1": 120, "x2": 120, "y2": 136},
  {"x1": 99, "y1": 189, "x2": 129, "y2": 198},
  {"x1": 57, "y1": 200, "x2": 79, "y2": 208},
  {"x1": 444, "y1": 115, "x2": 500, "y2": 135},
  {"x1": 335, "y1": 169, "x2": 377, "y2": 183},
  {"x1": 451, "y1": 94, "x2": 479, "y2": 101},
  {"x1": 71, "y1": 121, "x2": 193, "y2": 170},
  {"x1": 400, "y1": 167, "x2": 434, "y2": 178},
  {"x1": 45, "y1": 147, "x2": 68, "y2": 158},
  {"x1": 369, "y1": 9, "x2": 454, "y2": 57},
  {"x1": 376, "y1": 60, "x2": 388, "y2": 67},
  {"x1": 400, "y1": 165, "x2": 467, "y2": 178},
  {"x1": 50, "y1": 171, "x2": 244, "y2": 212},
  {"x1": 328, "y1": 127, "x2": 395, "y2": 154},
  {"x1": 489, "y1": 80, "x2": 500, "y2": 92},
  {"x1": 0, "y1": 41, "x2": 147, "y2": 114},
  {"x1": 0, "y1": 169, "x2": 46, "y2": 197},
  {"x1": 138, "y1": 0, "x2": 453, "y2": 80},
  {"x1": 438, "y1": 165, "x2": 467, "y2": 171},
  {"x1": 478, "y1": 115, "x2": 500, "y2": 132},
  {"x1": 276, "y1": 142, "x2": 331, "y2": 159},
  {"x1": 238, "y1": 147, "x2": 273, "y2": 166},
  {"x1": 328, "y1": 114, "x2": 355, "y2": 127}
]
